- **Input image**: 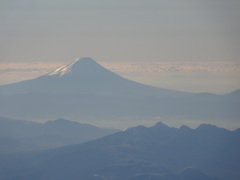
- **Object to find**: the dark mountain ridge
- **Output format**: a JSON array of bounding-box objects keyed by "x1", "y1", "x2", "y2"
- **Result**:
[{"x1": 0, "y1": 122, "x2": 239, "y2": 180}]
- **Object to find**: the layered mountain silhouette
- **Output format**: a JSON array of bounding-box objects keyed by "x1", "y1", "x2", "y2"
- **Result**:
[
  {"x1": 0, "y1": 122, "x2": 239, "y2": 180},
  {"x1": 0, "y1": 57, "x2": 239, "y2": 125},
  {"x1": 0, "y1": 116, "x2": 117, "y2": 152}
]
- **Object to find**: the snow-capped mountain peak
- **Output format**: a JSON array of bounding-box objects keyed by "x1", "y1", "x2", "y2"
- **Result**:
[
  {"x1": 48, "y1": 59, "x2": 77, "y2": 77},
  {"x1": 48, "y1": 57, "x2": 99, "y2": 77}
]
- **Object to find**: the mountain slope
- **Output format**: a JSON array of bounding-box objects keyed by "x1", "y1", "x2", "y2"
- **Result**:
[
  {"x1": 0, "y1": 122, "x2": 239, "y2": 180},
  {"x1": 0, "y1": 116, "x2": 117, "y2": 152}
]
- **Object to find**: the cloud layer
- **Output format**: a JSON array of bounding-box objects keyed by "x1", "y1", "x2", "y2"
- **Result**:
[{"x1": 0, "y1": 61, "x2": 239, "y2": 94}]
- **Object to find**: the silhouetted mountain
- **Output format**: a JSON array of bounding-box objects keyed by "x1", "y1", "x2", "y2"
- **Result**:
[
  {"x1": 0, "y1": 57, "x2": 189, "y2": 97},
  {"x1": 0, "y1": 122, "x2": 239, "y2": 180},
  {"x1": 225, "y1": 89, "x2": 240, "y2": 98},
  {"x1": 0, "y1": 116, "x2": 117, "y2": 152},
  {"x1": 0, "y1": 57, "x2": 239, "y2": 125}
]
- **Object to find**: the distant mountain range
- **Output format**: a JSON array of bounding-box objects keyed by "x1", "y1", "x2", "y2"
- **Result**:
[
  {"x1": 0, "y1": 116, "x2": 117, "y2": 152},
  {"x1": 0, "y1": 57, "x2": 239, "y2": 126},
  {"x1": 0, "y1": 122, "x2": 239, "y2": 180}
]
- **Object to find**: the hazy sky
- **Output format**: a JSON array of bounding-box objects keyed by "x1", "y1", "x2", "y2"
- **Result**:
[{"x1": 1, "y1": 0, "x2": 240, "y2": 63}]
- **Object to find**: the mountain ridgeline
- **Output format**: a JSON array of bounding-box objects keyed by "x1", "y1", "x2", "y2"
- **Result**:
[
  {"x1": 0, "y1": 57, "x2": 239, "y2": 125},
  {"x1": 0, "y1": 116, "x2": 117, "y2": 153},
  {"x1": 0, "y1": 122, "x2": 239, "y2": 180}
]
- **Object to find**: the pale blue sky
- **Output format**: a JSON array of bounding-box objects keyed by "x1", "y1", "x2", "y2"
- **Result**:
[{"x1": 1, "y1": 0, "x2": 239, "y2": 62}]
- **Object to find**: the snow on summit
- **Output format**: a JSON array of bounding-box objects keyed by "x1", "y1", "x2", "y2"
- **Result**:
[{"x1": 48, "y1": 57, "x2": 98, "y2": 77}]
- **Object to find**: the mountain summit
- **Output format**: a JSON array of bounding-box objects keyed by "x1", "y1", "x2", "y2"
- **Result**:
[
  {"x1": 0, "y1": 57, "x2": 127, "y2": 95},
  {"x1": 47, "y1": 57, "x2": 111, "y2": 78},
  {"x1": 44, "y1": 57, "x2": 128, "y2": 84}
]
